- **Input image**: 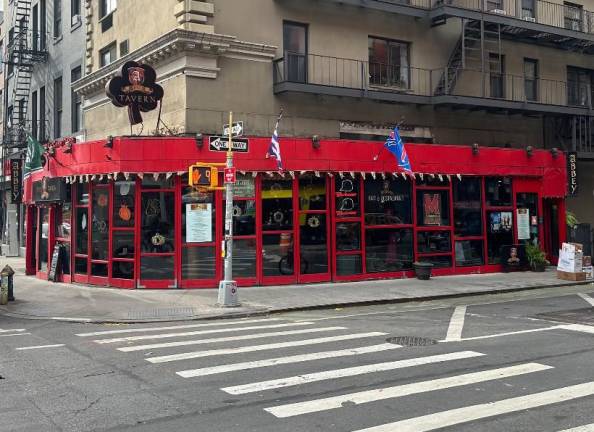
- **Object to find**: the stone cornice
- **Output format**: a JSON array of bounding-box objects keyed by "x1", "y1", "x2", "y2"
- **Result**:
[{"x1": 74, "y1": 28, "x2": 277, "y2": 97}]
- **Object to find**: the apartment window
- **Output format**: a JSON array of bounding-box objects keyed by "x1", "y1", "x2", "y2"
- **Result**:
[
  {"x1": 40, "y1": 86, "x2": 46, "y2": 141},
  {"x1": 489, "y1": 53, "x2": 505, "y2": 99},
  {"x1": 7, "y1": 28, "x2": 13, "y2": 75},
  {"x1": 521, "y1": 0, "x2": 535, "y2": 19},
  {"x1": 99, "y1": 42, "x2": 117, "y2": 67},
  {"x1": 567, "y1": 66, "x2": 594, "y2": 106},
  {"x1": 32, "y1": 90, "x2": 38, "y2": 140},
  {"x1": 119, "y1": 39, "x2": 129, "y2": 57},
  {"x1": 54, "y1": 77, "x2": 63, "y2": 139},
  {"x1": 54, "y1": 0, "x2": 62, "y2": 38},
  {"x1": 71, "y1": 67, "x2": 82, "y2": 133},
  {"x1": 41, "y1": 0, "x2": 47, "y2": 49},
  {"x1": 369, "y1": 37, "x2": 410, "y2": 88},
  {"x1": 71, "y1": 0, "x2": 81, "y2": 21},
  {"x1": 283, "y1": 21, "x2": 307, "y2": 83},
  {"x1": 486, "y1": 0, "x2": 503, "y2": 11},
  {"x1": 564, "y1": 2, "x2": 583, "y2": 31},
  {"x1": 100, "y1": 0, "x2": 116, "y2": 31},
  {"x1": 524, "y1": 58, "x2": 538, "y2": 102}
]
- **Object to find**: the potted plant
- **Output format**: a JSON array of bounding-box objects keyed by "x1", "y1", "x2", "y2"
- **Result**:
[
  {"x1": 413, "y1": 261, "x2": 434, "y2": 280},
  {"x1": 525, "y1": 243, "x2": 549, "y2": 272}
]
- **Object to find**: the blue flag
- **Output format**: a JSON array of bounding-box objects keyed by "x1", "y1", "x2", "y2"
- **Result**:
[{"x1": 384, "y1": 127, "x2": 412, "y2": 173}]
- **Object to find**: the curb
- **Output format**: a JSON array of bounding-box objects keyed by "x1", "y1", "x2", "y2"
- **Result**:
[{"x1": 0, "y1": 280, "x2": 591, "y2": 324}]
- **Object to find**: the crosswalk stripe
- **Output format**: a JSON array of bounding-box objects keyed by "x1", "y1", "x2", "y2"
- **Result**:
[
  {"x1": 223, "y1": 350, "x2": 485, "y2": 395},
  {"x1": 146, "y1": 332, "x2": 388, "y2": 364},
  {"x1": 0, "y1": 329, "x2": 26, "y2": 333},
  {"x1": 440, "y1": 325, "x2": 564, "y2": 342},
  {"x1": 351, "y1": 380, "x2": 594, "y2": 432},
  {"x1": 265, "y1": 362, "x2": 552, "y2": 418},
  {"x1": 558, "y1": 424, "x2": 594, "y2": 432},
  {"x1": 578, "y1": 293, "x2": 594, "y2": 307},
  {"x1": 0, "y1": 332, "x2": 32, "y2": 338},
  {"x1": 177, "y1": 343, "x2": 401, "y2": 378},
  {"x1": 75, "y1": 318, "x2": 282, "y2": 337},
  {"x1": 560, "y1": 324, "x2": 594, "y2": 335},
  {"x1": 95, "y1": 321, "x2": 314, "y2": 344},
  {"x1": 119, "y1": 326, "x2": 347, "y2": 352},
  {"x1": 16, "y1": 344, "x2": 65, "y2": 350},
  {"x1": 221, "y1": 351, "x2": 484, "y2": 395},
  {"x1": 445, "y1": 306, "x2": 467, "y2": 341}
]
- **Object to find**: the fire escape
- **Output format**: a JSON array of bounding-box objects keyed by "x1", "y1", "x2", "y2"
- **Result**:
[{"x1": 3, "y1": 0, "x2": 48, "y2": 151}]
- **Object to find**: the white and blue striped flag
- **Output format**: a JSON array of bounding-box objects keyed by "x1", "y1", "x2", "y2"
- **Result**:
[{"x1": 267, "y1": 110, "x2": 283, "y2": 170}]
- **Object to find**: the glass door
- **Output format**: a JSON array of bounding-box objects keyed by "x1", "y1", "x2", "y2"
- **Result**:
[
  {"x1": 298, "y1": 175, "x2": 330, "y2": 283},
  {"x1": 515, "y1": 178, "x2": 542, "y2": 246},
  {"x1": 111, "y1": 180, "x2": 137, "y2": 288},
  {"x1": 139, "y1": 177, "x2": 176, "y2": 288},
  {"x1": 261, "y1": 177, "x2": 297, "y2": 284},
  {"x1": 37, "y1": 207, "x2": 49, "y2": 276},
  {"x1": 73, "y1": 183, "x2": 90, "y2": 283},
  {"x1": 89, "y1": 184, "x2": 110, "y2": 285}
]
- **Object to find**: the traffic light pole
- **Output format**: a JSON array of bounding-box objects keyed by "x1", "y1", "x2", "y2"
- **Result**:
[{"x1": 218, "y1": 111, "x2": 239, "y2": 307}]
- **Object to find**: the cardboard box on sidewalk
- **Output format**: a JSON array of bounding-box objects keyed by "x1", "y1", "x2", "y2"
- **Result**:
[
  {"x1": 558, "y1": 242, "x2": 584, "y2": 273},
  {"x1": 557, "y1": 270, "x2": 587, "y2": 282},
  {"x1": 583, "y1": 266, "x2": 594, "y2": 280}
]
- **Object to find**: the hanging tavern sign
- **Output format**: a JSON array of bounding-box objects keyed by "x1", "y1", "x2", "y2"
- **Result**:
[{"x1": 106, "y1": 61, "x2": 164, "y2": 125}]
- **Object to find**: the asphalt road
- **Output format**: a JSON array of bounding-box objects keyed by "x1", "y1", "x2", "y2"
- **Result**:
[{"x1": 3, "y1": 285, "x2": 594, "y2": 432}]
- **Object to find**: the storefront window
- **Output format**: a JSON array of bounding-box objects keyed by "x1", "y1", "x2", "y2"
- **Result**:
[
  {"x1": 336, "y1": 255, "x2": 362, "y2": 276},
  {"x1": 418, "y1": 255, "x2": 452, "y2": 268},
  {"x1": 485, "y1": 177, "x2": 512, "y2": 207},
  {"x1": 365, "y1": 228, "x2": 413, "y2": 272},
  {"x1": 91, "y1": 188, "x2": 110, "y2": 261},
  {"x1": 487, "y1": 210, "x2": 514, "y2": 264},
  {"x1": 141, "y1": 191, "x2": 175, "y2": 253},
  {"x1": 299, "y1": 177, "x2": 326, "y2": 211},
  {"x1": 112, "y1": 261, "x2": 134, "y2": 279},
  {"x1": 453, "y1": 178, "x2": 482, "y2": 237},
  {"x1": 262, "y1": 179, "x2": 293, "y2": 230},
  {"x1": 336, "y1": 223, "x2": 361, "y2": 251},
  {"x1": 38, "y1": 208, "x2": 49, "y2": 271},
  {"x1": 183, "y1": 247, "x2": 215, "y2": 280},
  {"x1": 455, "y1": 240, "x2": 484, "y2": 266},
  {"x1": 76, "y1": 183, "x2": 89, "y2": 205},
  {"x1": 335, "y1": 175, "x2": 360, "y2": 217},
  {"x1": 141, "y1": 256, "x2": 174, "y2": 280},
  {"x1": 113, "y1": 181, "x2": 135, "y2": 228},
  {"x1": 416, "y1": 190, "x2": 450, "y2": 227},
  {"x1": 113, "y1": 231, "x2": 135, "y2": 258},
  {"x1": 233, "y1": 238, "x2": 257, "y2": 278},
  {"x1": 364, "y1": 178, "x2": 412, "y2": 225},
  {"x1": 75, "y1": 207, "x2": 88, "y2": 255},
  {"x1": 60, "y1": 242, "x2": 71, "y2": 275},
  {"x1": 75, "y1": 257, "x2": 87, "y2": 274},
  {"x1": 417, "y1": 231, "x2": 451, "y2": 253},
  {"x1": 263, "y1": 233, "x2": 295, "y2": 276},
  {"x1": 223, "y1": 200, "x2": 256, "y2": 237},
  {"x1": 235, "y1": 175, "x2": 256, "y2": 199},
  {"x1": 516, "y1": 192, "x2": 539, "y2": 244},
  {"x1": 300, "y1": 214, "x2": 328, "y2": 274},
  {"x1": 141, "y1": 176, "x2": 174, "y2": 189},
  {"x1": 415, "y1": 176, "x2": 450, "y2": 187},
  {"x1": 183, "y1": 188, "x2": 215, "y2": 243},
  {"x1": 56, "y1": 203, "x2": 71, "y2": 240}
]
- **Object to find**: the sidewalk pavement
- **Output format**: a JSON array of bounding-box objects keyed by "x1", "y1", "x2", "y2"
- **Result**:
[{"x1": 0, "y1": 256, "x2": 592, "y2": 323}]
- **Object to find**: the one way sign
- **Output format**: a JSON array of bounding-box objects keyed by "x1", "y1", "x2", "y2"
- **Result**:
[
  {"x1": 223, "y1": 121, "x2": 244, "y2": 137},
  {"x1": 209, "y1": 136, "x2": 249, "y2": 153}
]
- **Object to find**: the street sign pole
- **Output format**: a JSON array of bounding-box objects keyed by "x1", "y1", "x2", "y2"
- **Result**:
[{"x1": 218, "y1": 111, "x2": 239, "y2": 307}]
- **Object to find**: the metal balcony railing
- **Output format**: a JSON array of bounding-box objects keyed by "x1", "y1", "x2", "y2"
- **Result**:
[
  {"x1": 274, "y1": 53, "x2": 593, "y2": 111},
  {"x1": 432, "y1": 0, "x2": 594, "y2": 34},
  {"x1": 6, "y1": 30, "x2": 48, "y2": 65}
]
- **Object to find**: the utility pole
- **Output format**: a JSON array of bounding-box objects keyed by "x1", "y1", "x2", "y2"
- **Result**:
[{"x1": 218, "y1": 111, "x2": 239, "y2": 307}]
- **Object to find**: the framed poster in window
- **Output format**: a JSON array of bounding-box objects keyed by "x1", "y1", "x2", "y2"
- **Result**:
[{"x1": 423, "y1": 193, "x2": 441, "y2": 226}]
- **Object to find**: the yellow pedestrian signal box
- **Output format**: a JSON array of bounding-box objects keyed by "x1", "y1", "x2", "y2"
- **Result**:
[{"x1": 189, "y1": 165, "x2": 219, "y2": 188}]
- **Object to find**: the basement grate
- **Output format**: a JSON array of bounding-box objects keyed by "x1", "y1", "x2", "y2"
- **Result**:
[
  {"x1": 127, "y1": 307, "x2": 195, "y2": 320},
  {"x1": 386, "y1": 336, "x2": 438, "y2": 347}
]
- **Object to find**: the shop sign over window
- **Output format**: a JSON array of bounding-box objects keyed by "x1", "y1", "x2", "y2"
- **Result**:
[
  {"x1": 33, "y1": 177, "x2": 67, "y2": 203},
  {"x1": 567, "y1": 151, "x2": 578, "y2": 196}
]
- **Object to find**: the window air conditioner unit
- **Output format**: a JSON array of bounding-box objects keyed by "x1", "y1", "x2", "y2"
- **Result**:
[
  {"x1": 523, "y1": 16, "x2": 536, "y2": 22},
  {"x1": 490, "y1": 8, "x2": 507, "y2": 14},
  {"x1": 71, "y1": 14, "x2": 81, "y2": 26}
]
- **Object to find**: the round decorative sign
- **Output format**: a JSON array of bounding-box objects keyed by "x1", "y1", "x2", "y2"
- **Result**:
[
  {"x1": 119, "y1": 204, "x2": 132, "y2": 221},
  {"x1": 97, "y1": 194, "x2": 108, "y2": 207}
]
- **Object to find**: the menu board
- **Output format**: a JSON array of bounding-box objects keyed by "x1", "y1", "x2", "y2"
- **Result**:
[
  {"x1": 517, "y1": 208, "x2": 530, "y2": 240},
  {"x1": 335, "y1": 177, "x2": 359, "y2": 217},
  {"x1": 234, "y1": 177, "x2": 255, "y2": 198},
  {"x1": 423, "y1": 193, "x2": 441, "y2": 226},
  {"x1": 186, "y1": 203, "x2": 212, "y2": 243},
  {"x1": 48, "y1": 244, "x2": 62, "y2": 282}
]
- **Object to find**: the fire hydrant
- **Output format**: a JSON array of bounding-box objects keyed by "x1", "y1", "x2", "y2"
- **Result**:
[{"x1": 0, "y1": 265, "x2": 15, "y2": 304}]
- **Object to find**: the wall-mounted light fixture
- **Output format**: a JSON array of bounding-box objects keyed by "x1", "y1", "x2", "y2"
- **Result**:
[
  {"x1": 550, "y1": 147, "x2": 559, "y2": 158},
  {"x1": 472, "y1": 143, "x2": 479, "y2": 155},
  {"x1": 104, "y1": 135, "x2": 114, "y2": 148},
  {"x1": 526, "y1": 146, "x2": 533, "y2": 157},
  {"x1": 195, "y1": 133, "x2": 203, "y2": 149},
  {"x1": 312, "y1": 135, "x2": 320, "y2": 149}
]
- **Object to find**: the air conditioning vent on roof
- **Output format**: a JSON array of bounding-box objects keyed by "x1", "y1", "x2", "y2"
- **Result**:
[
  {"x1": 523, "y1": 16, "x2": 536, "y2": 22},
  {"x1": 490, "y1": 8, "x2": 507, "y2": 14}
]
